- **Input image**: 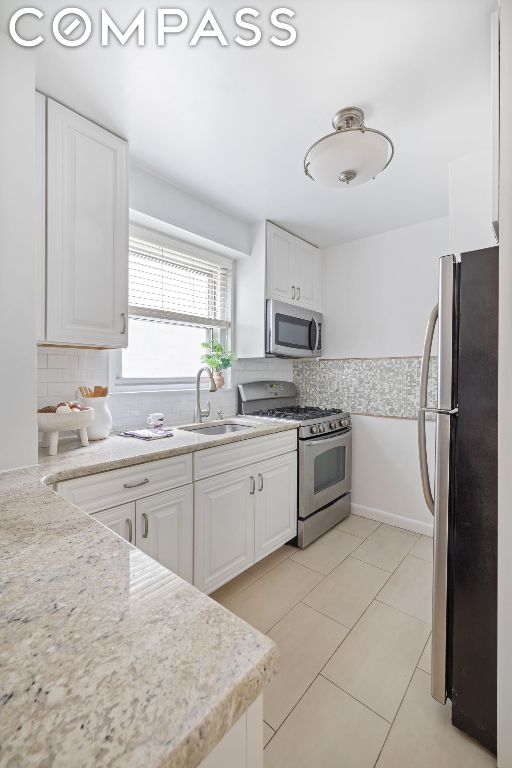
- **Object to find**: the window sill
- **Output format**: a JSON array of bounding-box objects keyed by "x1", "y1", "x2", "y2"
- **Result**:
[{"x1": 110, "y1": 385, "x2": 235, "y2": 395}]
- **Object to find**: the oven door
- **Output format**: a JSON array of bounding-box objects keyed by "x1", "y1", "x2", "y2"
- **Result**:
[
  {"x1": 299, "y1": 430, "x2": 352, "y2": 519},
  {"x1": 266, "y1": 299, "x2": 322, "y2": 358}
]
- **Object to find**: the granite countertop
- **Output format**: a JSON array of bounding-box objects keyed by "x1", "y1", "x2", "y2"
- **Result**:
[
  {"x1": 0, "y1": 418, "x2": 298, "y2": 767},
  {"x1": 36, "y1": 416, "x2": 299, "y2": 485}
]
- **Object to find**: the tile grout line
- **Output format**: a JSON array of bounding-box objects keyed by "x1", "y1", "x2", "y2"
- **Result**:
[
  {"x1": 265, "y1": 540, "x2": 424, "y2": 746},
  {"x1": 371, "y1": 646, "x2": 428, "y2": 768},
  {"x1": 373, "y1": 596, "x2": 432, "y2": 627},
  {"x1": 318, "y1": 673, "x2": 393, "y2": 726},
  {"x1": 266, "y1": 598, "x2": 395, "y2": 748},
  {"x1": 213, "y1": 548, "x2": 296, "y2": 604}
]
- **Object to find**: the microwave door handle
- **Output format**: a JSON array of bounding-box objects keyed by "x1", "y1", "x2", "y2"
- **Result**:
[{"x1": 310, "y1": 317, "x2": 319, "y2": 353}]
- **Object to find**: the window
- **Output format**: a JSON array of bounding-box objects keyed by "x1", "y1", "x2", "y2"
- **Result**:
[{"x1": 113, "y1": 227, "x2": 232, "y2": 389}]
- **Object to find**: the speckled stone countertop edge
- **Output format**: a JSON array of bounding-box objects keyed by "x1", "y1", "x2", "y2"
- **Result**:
[
  {"x1": 1, "y1": 419, "x2": 294, "y2": 767},
  {"x1": 36, "y1": 418, "x2": 300, "y2": 486}
]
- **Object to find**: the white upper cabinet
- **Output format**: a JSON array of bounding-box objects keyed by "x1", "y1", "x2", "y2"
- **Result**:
[
  {"x1": 295, "y1": 238, "x2": 321, "y2": 310},
  {"x1": 266, "y1": 224, "x2": 295, "y2": 303},
  {"x1": 266, "y1": 222, "x2": 322, "y2": 311},
  {"x1": 45, "y1": 98, "x2": 128, "y2": 347}
]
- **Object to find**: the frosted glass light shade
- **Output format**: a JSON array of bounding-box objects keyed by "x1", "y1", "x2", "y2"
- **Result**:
[{"x1": 305, "y1": 128, "x2": 393, "y2": 188}]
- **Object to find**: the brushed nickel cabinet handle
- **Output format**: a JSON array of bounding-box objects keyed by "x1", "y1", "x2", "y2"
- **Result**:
[
  {"x1": 121, "y1": 312, "x2": 127, "y2": 334},
  {"x1": 123, "y1": 478, "x2": 149, "y2": 489},
  {"x1": 291, "y1": 286, "x2": 296, "y2": 300},
  {"x1": 126, "y1": 518, "x2": 133, "y2": 543},
  {"x1": 258, "y1": 473, "x2": 263, "y2": 492},
  {"x1": 142, "y1": 512, "x2": 149, "y2": 539},
  {"x1": 249, "y1": 476, "x2": 255, "y2": 495},
  {"x1": 297, "y1": 286, "x2": 301, "y2": 301}
]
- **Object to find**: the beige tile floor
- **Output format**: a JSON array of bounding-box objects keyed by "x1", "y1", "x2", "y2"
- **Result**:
[{"x1": 212, "y1": 515, "x2": 496, "y2": 768}]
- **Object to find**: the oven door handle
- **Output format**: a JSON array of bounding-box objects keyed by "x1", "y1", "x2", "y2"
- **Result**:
[{"x1": 304, "y1": 431, "x2": 350, "y2": 446}]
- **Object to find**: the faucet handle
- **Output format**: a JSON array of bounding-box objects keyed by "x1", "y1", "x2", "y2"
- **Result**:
[{"x1": 202, "y1": 401, "x2": 211, "y2": 418}]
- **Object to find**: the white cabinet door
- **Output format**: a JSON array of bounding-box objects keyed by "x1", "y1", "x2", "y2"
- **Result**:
[
  {"x1": 46, "y1": 99, "x2": 128, "y2": 347},
  {"x1": 35, "y1": 92, "x2": 46, "y2": 342},
  {"x1": 92, "y1": 502, "x2": 135, "y2": 544},
  {"x1": 195, "y1": 467, "x2": 255, "y2": 593},
  {"x1": 136, "y1": 486, "x2": 194, "y2": 583},
  {"x1": 254, "y1": 452, "x2": 297, "y2": 562},
  {"x1": 295, "y1": 238, "x2": 321, "y2": 310},
  {"x1": 266, "y1": 223, "x2": 294, "y2": 303}
]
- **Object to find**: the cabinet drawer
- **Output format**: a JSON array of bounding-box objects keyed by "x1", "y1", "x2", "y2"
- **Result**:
[
  {"x1": 57, "y1": 455, "x2": 192, "y2": 513},
  {"x1": 193, "y1": 430, "x2": 297, "y2": 481}
]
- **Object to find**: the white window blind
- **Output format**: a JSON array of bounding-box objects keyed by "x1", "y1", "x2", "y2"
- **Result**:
[{"x1": 128, "y1": 236, "x2": 232, "y2": 328}]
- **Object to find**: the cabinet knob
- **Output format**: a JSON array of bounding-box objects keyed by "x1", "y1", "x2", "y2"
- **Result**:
[{"x1": 142, "y1": 512, "x2": 149, "y2": 538}]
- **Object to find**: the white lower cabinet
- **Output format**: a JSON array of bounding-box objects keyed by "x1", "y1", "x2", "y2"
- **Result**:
[
  {"x1": 92, "y1": 502, "x2": 135, "y2": 544},
  {"x1": 194, "y1": 467, "x2": 255, "y2": 594},
  {"x1": 254, "y1": 452, "x2": 297, "y2": 563},
  {"x1": 194, "y1": 450, "x2": 297, "y2": 594},
  {"x1": 59, "y1": 433, "x2": 297, "y2": 593},
  {"x1": 135, "y1": 486, "x2": 194, "y2": 584},
  {"x1": 200, "y1": 695, "x2": 263, "y2": 768}
]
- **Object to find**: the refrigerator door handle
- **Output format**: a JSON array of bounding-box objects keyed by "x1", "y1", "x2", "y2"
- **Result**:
[
  {"x1": 418, "y1": 304, "x2": 438, "y2": 516},
  {"x1": 431, "y1": 253, "x2": 456, "y2": 706}
]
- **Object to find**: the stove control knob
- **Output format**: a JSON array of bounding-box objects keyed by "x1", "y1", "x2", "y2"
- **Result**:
[
  {"x1": 318, "y1": 424, "x2": 326, "y2": 433},
  {"x1": 311, "y1": 425, "x2": 319, "y2": 435},
  {"x1": 330, "y1": 421, "x2": 336, "y2": 430},
  {"x1": 339, "y1": 419, "x2": 345, "y2": 428}
]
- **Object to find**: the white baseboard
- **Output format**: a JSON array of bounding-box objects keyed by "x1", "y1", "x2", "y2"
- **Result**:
[{"x1": 351, "y1": 503, "x2": 433, "y2": 537}]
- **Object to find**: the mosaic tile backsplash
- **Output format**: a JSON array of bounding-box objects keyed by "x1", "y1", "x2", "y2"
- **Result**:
[{"x1": 293, "y1": 357, "x2": 438, "y2": 420}]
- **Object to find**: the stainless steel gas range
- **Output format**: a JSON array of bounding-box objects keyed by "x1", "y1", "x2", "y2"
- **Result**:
[{"x1": 238, "y1": 381, "x2": 352, "y2": 547}]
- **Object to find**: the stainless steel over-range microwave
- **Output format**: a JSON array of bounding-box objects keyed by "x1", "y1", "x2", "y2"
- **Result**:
[{"x1": 266, "y1": 299, "x2": 323, "y2": 358}]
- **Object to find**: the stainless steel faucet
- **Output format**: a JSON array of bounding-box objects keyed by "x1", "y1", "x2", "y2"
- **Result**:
[{"x1": 194, "y1": 367, "x2": 217, "y2": 423}]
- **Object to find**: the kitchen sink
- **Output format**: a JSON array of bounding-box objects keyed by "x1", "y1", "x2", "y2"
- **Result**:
[{"x1": 179, "y1": 422, "x2": 257, "y2": 436}]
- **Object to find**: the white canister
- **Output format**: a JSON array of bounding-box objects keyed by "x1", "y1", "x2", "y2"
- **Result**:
[{"x1": 81, "y1": 396, "x2": 112, "y2": 440}]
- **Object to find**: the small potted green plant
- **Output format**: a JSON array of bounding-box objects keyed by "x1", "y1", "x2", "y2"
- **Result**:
[{"x1": 200, "y1": 341, "x2": 234, "y2": 389}]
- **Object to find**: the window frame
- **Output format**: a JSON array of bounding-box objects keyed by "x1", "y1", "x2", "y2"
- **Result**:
[{"x1": 110, "y1": 225, "x2": 235, "y2": 393}]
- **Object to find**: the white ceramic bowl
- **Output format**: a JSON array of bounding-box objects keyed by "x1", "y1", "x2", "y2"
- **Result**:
[{"x1": 37, "y1": 407, "x2": 95, "y2": 433}]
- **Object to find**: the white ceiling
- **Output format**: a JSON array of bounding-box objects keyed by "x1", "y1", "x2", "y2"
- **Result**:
[{"x1": 6, "y1": 0, "x2": 496, "y2": 247}]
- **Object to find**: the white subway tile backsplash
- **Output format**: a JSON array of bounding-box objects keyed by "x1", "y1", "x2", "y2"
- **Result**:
[
  {"x1": 36, "y1": 347, "x2": 293, "y2": 431},
  {"x1": 47, "y1": 354, "x2": 78, "y2": 369},
  {"x1": 37, "y1": 368, "x2": 64, "y2": 383}
]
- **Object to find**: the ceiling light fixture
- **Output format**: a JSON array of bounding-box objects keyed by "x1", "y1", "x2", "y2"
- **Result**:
[{"x1": 304, "y1": 106, "x2": 394, "y2": 188}]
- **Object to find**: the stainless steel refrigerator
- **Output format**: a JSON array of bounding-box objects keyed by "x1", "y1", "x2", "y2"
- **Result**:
[{"x1": 418, "y1": 246, "x2": 498, "y2": 753}]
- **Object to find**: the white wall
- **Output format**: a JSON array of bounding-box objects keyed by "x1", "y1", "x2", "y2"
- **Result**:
[
  {"x1": 0, "y1": 34, "x2": 37, "y2": 471},
  {"x1": 498, "y1": 1, "x2": 512, "y2": 765},
  {"x1": 129, "y1": 164, "x2": 251, "y2": 258},
  {"x1": 322, "y1": 217, "x2": 448, "y2": 359},
  {"x1": 351, "y1": 415, "x2": 436, "y2": 536},
  {"x1": 322, "y1": 217, "x2": 449, "y2": 533}
]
